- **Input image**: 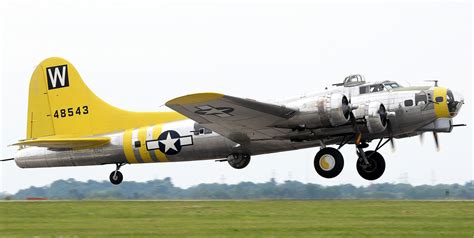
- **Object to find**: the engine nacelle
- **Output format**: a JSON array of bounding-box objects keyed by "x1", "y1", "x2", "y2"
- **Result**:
[
  {"x1": 280, "y1": 93, "x2": 351, "y2": 129},
  {"x1": 324, "y1": 93, "x2": 351, "y2": 126},
  {"x1": 364, "y1": 101, "x2": 388, "y2": 133}
]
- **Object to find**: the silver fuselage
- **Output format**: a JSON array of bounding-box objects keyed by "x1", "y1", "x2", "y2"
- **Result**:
[{"x1": 14, "y1": 84, "x2": 461, "y2": 168}]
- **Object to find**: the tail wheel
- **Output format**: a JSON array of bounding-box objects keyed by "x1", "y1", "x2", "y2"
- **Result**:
[
  {"x1": 314, "y1": 147, "x2": 344, "y2": 178},
  {"x1": 356, "y1": 150, "x2": 385, "y2": 180}
]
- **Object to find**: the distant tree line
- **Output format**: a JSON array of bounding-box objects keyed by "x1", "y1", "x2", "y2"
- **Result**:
[{"x1": 2, "y1": 178, "x2": 473, "y2": 200}]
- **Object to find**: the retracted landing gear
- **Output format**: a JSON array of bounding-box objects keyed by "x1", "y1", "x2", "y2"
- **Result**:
[
  {"x1": 314, "y1": 147, "x2": 344, "y2": 178},
  {"x1": 109, "y1": 163, "x2": 125, "y2": 185}
]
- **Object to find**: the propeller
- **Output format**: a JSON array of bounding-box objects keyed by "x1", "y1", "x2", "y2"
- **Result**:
[
  {"x1": 375, "y1": 103, "x2": 396, "y2": 151},
  {"x1": 347, "y1": 96, "x2": 363, "y2": 144},
  {"x1": 419, "y1": 132, "x2": 440, "y2": 151},
  {"x1": 386, "y1": 119, "x2": 396, "y2": 152},
  {"x1": 342, "y1": 96, "x2": 351, "y2": 119},
  {"x1": 349, "y1": 112, "x2": 362, "y2": 144},
  {"x1": 433, "y1": 132, "x2": 440, "y2": 151},
  {"x1": 378, "y1": 104, "x2": 388, "y2": 127}
]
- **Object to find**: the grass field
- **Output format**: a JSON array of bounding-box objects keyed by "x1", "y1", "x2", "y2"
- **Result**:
[{"x1": 0, "y1": 200, "x2": 473, "y2": 237}]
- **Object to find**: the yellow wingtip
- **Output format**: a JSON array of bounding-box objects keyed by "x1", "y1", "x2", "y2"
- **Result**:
[{"x1": 166, "y1": 93, "x2": 224, "y2": 106}]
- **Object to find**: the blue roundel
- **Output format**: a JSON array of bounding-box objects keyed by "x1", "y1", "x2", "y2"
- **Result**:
[{"x1": 158, "y1": 130, "x2": 182, "y2": 155}]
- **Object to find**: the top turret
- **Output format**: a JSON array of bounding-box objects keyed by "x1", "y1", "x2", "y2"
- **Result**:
[{"x1": 333, "y1": 74, "x2": 366, "y2": 87}]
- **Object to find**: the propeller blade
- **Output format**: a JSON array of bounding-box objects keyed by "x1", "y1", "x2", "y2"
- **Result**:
[
  {"x1": 349, "y1": 112, "x2": 362, "y2": 145},
  {"x1": 349, "y1": 112, "x2": 362, "y2": 144},
  {"x1": 386, "y1": 119, "x2": 396, "y2": 152},
  {"x1": 349, "y1": 113, "x2": 358, "y2": 131},
  {"x1": 390, "y1": 138, "x2": 395, "y2": 152},
  {"x1": 419, "y1": 133, "x2": 424, "y2": 145},
  {"x1": 433, "y1": 132, "x2": 440, "y2": 151}
]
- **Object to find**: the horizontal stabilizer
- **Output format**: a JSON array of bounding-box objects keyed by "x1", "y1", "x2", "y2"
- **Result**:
[{"x1": 12, "y1": 137, "x2": 110, "y2": 149}]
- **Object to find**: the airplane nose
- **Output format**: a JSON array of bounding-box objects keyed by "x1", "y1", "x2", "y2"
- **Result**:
[{"x1": 446, "y1": 89, "x2": 464, "y2": 117}]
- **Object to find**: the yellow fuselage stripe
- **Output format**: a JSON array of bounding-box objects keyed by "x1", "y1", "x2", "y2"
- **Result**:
[
  {"x1": 138, "y1": 127, "x2": 153, "y2": 163},
  {"x1": 433, "y1": 87, "x2": 449, "y2": 118},
  {"x1": 123, "y1": 129, "x2": 138, "y2": 163},
  {"x1": 152, "y1": 124, "x2": 169, "y2": 162}
]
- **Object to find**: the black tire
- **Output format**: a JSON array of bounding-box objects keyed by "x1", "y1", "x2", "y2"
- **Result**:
[
  {"x1": 109, "y1": 171, "x2": 123, "y2": 185},
  {"x1": 356, "y1": 150, "x2": 385, "y2": 181},
  {"x1": 228, "y1": 154, "x2": 251, "y2": 169},
  {"x1": 314, "y1": 147, "x2": 344, "y2": 178}
]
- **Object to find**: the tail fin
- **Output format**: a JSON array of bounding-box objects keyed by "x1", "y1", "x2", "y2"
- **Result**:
[{"x1": 27, "y1": 57, "x2": 185, "y2": 139}]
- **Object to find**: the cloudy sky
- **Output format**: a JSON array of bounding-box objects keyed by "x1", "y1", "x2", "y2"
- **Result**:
[{"x1": 1, "y1": 0, "x2": 472, "y2": 194}]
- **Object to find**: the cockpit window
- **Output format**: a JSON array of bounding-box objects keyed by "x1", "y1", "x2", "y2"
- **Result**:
[
  {"x1": 359, "y1": 82, "x2": 401, "y2": 95},
  {"x1": 370, "y1": 84, "x2": 385, "y2": 93},
  {"x1": 383, "y1": 83, "x2": 401, "y2": 89}
]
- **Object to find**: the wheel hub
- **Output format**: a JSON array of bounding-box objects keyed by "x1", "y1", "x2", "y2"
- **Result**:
[
  {"x1": 360, "y1": 160, "x2": 376, "y2": 172},
  {"x1": 319, "y1": 154, "x2": 336, "y2": 171}
]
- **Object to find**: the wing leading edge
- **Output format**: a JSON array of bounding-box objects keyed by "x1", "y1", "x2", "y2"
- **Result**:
[{"x1": 166, "y1": 93, "x2": 297, "y2": 143}]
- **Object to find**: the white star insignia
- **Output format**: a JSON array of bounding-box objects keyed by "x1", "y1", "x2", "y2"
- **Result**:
[{"x1": 159, "y1": 132, "x2": 179, "y2": 153}]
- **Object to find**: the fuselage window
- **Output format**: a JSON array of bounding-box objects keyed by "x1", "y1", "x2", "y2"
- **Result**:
[
  {"x1": 359, "y1": 86, "x2": 369, "y2": 94},
  {"x1": 415, "y1": 93, "x2": 427, "y2": 106},
  {"x1": 404, "y1": 100, "x2": 413, "y2": 107},
  {"x1": 193, "y1": 123, "x2": 213, "y2": 135},
  {"x1": 435, "y1": 96, "x2": 444, "y2": 103},
  {"x1": 134, "y1": 141, "x2": 141, "y2": 148}
]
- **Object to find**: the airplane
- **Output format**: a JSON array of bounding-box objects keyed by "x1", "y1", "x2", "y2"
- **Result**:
[{"x1": 1, "y1": 57, "x2": 465, "y2": 184}]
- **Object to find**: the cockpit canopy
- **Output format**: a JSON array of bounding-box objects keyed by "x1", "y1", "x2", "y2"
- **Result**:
[
  {"x1": 359, "y1": 81, "x2": 402, "y2": 94},
  {"x1": 332, "y1": 74, "x2": 402, "y2": 95}
]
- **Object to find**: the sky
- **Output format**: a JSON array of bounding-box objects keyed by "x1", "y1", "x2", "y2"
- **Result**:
[{"x1": 0, "y1": 0, "x2": 472, "y2": 194}]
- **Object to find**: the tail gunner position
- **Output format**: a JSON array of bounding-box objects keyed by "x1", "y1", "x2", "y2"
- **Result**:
[{"x1": 3, "y1": 58, "x2": 465, "y2": 184}]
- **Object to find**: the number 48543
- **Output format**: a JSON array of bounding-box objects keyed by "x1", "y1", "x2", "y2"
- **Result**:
[{"x1": 53, "y1": 106, "x2": 89, "y2": 118}]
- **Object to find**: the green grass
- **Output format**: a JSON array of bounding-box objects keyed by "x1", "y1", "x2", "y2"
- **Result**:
[{"x1": 0, "y1": 200, "x2": 473, "y2": 237}]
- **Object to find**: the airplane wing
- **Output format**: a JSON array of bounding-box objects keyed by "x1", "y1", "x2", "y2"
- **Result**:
[
  {"x1": 12, "y1": 137, "x2": 110, "y2": 149},
  {"x1": 166, "y1": 93, "x2": 297, "y2": 142}
]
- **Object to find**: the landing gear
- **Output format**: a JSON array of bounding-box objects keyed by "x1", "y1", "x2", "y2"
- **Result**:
[
  {"x1": 313, "y1": 136, "x2": 390, "y2": 180},
  {"x1": 356, "y1": 150, "x2": 385, "y2": 180},
  {"x1": 314, "y1": 147, "x2": 344, "y2": 178},
  {"x1": 354, "y1": 137, "x2": 390, "y2": 181},
  {"x1": 227, "y1": 153, "x2": 251, "y2": 169},
  {"x1": 109, "y1": 163, "x2": 125, "y2": 185}
]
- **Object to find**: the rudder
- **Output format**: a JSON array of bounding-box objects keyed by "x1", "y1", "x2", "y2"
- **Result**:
[{"x1": 26, "y1": 57, "x2": 185, "y2": 139}]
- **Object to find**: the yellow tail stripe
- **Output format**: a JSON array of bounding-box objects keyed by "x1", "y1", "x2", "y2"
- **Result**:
[
  {"x1": 137, "y1": 127, "x2": 153, "y2": 163},
  {"x1": 152, "y1": 124, "x2": 169, "y2": 162},
  {"x1": 123, "y1": 129, "x2": 138, "y2": 163}
]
